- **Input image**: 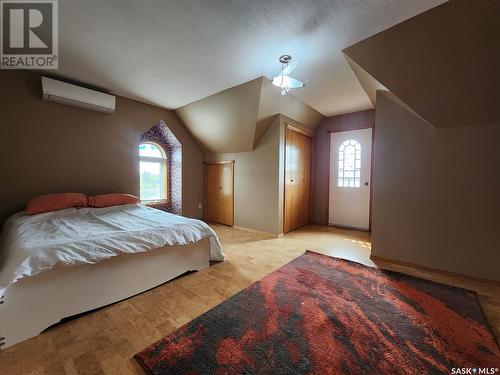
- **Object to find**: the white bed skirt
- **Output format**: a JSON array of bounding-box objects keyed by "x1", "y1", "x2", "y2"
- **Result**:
[{"x1": 0, "y1": 239, "x2": 209, "y2": 349}]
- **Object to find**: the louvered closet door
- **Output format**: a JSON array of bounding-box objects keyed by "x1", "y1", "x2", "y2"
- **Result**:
[
  {"x1": 284, "y1": 127, "x2": 312, "y2": 233},
  {"x1": 204, "y1": 161, "x2": 234, "y2": 226}
]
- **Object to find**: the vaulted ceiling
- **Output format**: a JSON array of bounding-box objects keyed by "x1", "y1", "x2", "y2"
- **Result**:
[
  {"x1": 176, "y1": 77, "x2": 324, "y2": 154},
  {"x1": 343, "y1": 0, "x2": 500, "y2": 128},
  {"x1": 56, "y1": 0, "x2": 445, "y2": 117}
]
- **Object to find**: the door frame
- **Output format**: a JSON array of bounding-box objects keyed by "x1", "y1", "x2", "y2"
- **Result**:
[
  {"x1": 326, "y1": 125, "x2": 375, "y2": 231},
  {"x1": 203, "y1": 160, "x2": 234, "y2": 226},
  {"x1": 283, "y1": 124, "x2": 313, "y2": 234}
]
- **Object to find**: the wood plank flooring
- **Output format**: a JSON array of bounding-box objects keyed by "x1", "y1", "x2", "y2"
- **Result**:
[{"x1": 1, "y1": 224, "x2": 498, "y2": 374}]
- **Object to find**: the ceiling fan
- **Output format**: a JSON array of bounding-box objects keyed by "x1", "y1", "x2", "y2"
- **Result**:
[{"x1": 272, "y1": 55, "x2": 306, "y2": 95}]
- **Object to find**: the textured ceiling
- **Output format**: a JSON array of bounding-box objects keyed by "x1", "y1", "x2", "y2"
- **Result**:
[{"x1": 56, "y1": 0, "x2": 445, "y2": 116}]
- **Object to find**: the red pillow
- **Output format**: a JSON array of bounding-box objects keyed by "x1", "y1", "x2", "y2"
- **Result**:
[
  {"x1": 88, "y1": 193, "x2": 139, "y2": 208},
  {"x1": 25, "y1": 193, "x2": 88, "y2": 215}
]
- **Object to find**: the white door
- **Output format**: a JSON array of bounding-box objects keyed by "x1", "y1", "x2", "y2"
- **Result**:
[{"x1": 329, "y1": 128, "x2": 372, "y2": 230}]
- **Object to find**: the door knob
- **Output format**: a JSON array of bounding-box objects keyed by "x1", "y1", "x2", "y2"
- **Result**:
[{"x1": 364, "y1": 182, "x2": 369, "y2": 186}]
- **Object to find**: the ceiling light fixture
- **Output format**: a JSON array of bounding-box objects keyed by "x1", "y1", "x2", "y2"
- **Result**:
[{"x1": 272, "y1": 55, "x2": 306, "y2": 95}]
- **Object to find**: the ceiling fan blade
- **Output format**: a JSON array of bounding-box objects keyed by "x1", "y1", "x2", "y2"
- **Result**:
[
  {"x1": 287, "y1": 77, "x2": 305, "y2": 89},
  {"x1": 272, "y1": 75, "x2": 287, "y2": 88},
  {"x1": 281, "y1": 61, "x2": 299, "y2": 76}
]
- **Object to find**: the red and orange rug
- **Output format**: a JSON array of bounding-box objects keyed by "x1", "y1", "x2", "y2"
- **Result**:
[{"x1": 135, "y1": 251, "x2": 499, "y2": 374}]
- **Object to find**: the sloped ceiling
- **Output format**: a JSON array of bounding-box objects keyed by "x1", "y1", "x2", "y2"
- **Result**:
[
  {"x1": 53, "y1": 0, "x2": 444, "y2": 117},
  {"x1": 344, "y1": 0, "x2": 500, "y2": 128},
  {"x1": 344, "y1": 55, "x2": 387, "y2": 107},
  {"x1": 254, "y1": 79, "x2": 324, "y2": 148},
  {"x1": 345, "y1": 56, "x2": 432, "y2": 126},
  {"x1": 176, "y1": 77, "x2": 324, "y2": 154},
  {"x1": 175, "y1": 78, "x2": 262, "y2": 154}
]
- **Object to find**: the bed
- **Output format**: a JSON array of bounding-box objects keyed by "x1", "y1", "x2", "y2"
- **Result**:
[{"x1": 0, "y1": 204, "x2": 225, "y2": 349}]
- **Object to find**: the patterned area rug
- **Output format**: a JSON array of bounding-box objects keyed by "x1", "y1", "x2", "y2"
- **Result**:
[{"x1": 135, "y1": 251, "x2": 499, "y2": 374}]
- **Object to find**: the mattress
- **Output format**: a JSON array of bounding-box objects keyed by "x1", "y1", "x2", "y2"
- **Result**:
[{"x1": 0, "y1": 204, "x2": 225, "y2": 295}]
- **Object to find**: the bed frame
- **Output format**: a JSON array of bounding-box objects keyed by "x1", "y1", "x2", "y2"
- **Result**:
[{"x1": 0, "y1": 239, "x2": 210, "y2": 349}]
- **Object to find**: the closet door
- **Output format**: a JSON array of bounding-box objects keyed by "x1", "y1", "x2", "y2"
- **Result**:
[
  {"x1": 297, "y1": 133, "x2": 311, "y2": 229},
  {"x1": 284, "y1": 127, "x2": 312, "y2": 233},
  {"x1": 204, "y1": 161, "x2": 234, "y2": 226},
  {"x1": 284, "y1": 128, "x2": 297, "y2": 233}
]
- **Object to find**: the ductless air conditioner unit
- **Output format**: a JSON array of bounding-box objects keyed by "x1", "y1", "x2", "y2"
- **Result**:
[{"x1": 41, "y1": 77, "x2": 116, "y2": 113}]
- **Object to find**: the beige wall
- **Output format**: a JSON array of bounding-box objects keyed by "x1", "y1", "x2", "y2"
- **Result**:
[
  {"x1": 205, "y1": 116, "x2": 282, "y2": 234},
  {"x1": 312, "y1": 109, "x2": 375, "y2": 224},
  {"x1": 372, "y1": 91, "x2": 500, "y2": 281},
  {"x1": 0, "y1": 71, "x2": 204, "y2": 226}
]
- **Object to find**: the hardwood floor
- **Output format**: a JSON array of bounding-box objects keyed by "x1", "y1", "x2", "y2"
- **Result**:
[{"x1": 1, "y1": 224, "x2": 498, "y2": 374}]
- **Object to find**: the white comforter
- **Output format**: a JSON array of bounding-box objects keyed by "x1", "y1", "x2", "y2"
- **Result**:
[{"x1": 0, "y1": 204, "x2": 225, "y2": 295}]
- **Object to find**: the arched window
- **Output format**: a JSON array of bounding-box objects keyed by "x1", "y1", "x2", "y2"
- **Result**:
[
  {"x1": 139, "y1": 142, "x2": 167, "y2": 202},
  {"x1": 338, "y1": 139, "x2": 361, "y2": 188}
]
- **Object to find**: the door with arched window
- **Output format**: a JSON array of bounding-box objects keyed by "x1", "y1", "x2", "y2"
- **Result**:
[{"x1": 328, "y1": 128, "x2": 372, "y2": 230}]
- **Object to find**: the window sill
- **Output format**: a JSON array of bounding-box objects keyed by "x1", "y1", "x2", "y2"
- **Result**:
[{"x1": 142, "y1": 200, "x2": 168, "y2": 208}]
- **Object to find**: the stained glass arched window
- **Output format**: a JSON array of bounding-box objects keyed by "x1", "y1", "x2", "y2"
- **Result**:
[{"x1": 338, "y1": 139, "x2": 361, "y2": 188}]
